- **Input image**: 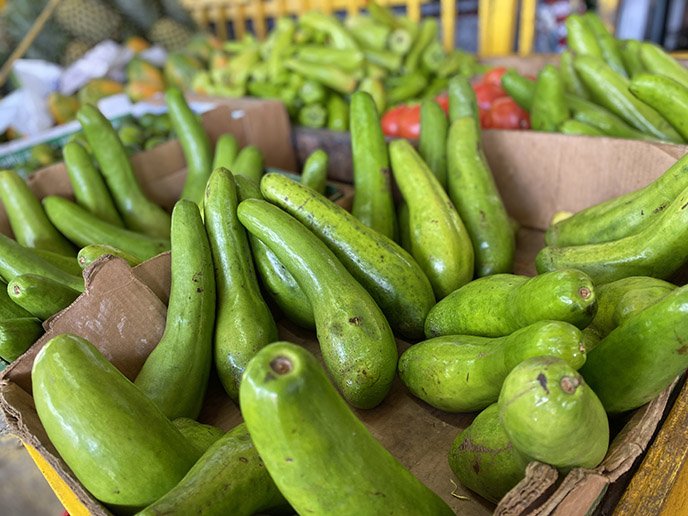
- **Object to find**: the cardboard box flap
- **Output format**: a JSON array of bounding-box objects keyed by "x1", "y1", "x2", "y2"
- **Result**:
[
  {"x1": 495, "y1": 462, "x2": 559, "y2": 515},
  {"x1": 0, "y1": 256, "x2": 167, "y2": 396},
  {"x1": 481, "y1": 132, "x2": 688, "y2": 231}
]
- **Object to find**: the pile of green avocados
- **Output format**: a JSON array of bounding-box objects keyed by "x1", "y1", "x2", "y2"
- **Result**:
[{"x1": 6, "y1": 75, "x2": 688, "y2": 515}]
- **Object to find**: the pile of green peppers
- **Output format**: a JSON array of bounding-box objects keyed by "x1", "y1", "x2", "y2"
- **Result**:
[{"x1": 187, "y1": 1, "x2": 483, "y2": 130}]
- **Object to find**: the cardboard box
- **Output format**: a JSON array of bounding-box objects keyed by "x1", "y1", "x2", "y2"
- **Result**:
[{"x1": 0, "y1": 115, "x2": 686, "y2": 515}]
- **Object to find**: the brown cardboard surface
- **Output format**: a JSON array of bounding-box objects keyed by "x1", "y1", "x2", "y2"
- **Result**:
[{"x1": 480, "y1": 131, "x2": 688, "y2": 231}]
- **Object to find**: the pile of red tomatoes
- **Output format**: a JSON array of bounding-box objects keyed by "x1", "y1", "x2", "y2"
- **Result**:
[{"x1": 380, "y1": 68, "x2": 532, "y2": 139}]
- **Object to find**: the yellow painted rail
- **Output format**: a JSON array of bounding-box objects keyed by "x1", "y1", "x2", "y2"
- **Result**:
[
  {"x1": 180, "y1": 0, "x2": 594, "y2": 56},
  {"x1": 181, "y1": 0, "x2": 458, "y2": 53}
]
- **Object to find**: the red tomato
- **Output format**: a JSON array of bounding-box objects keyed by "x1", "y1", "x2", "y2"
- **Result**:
[
  {"x1": 473, "y1": 83, "x2": 506, "y2": 111},
  {"x1": 435, "y1": 93, "x2": 449, "y2": 114},
  {"x1": 486, "y1": 96, "x2": 530, "y2": 130},
  {"x1": 381, "y1": 106, "x2": 405, "y2": 137},
  {"x1": 398, "y1": 104, "x2": 421, "y2": 139},
  {"x1": 483, "y1": 67, "x2": 508, "y2": 87},
  {"x1": 479, "y1": 106, "x2": 490, "y2": 129},
  {"x1": 525, "y1": 74, "x2": 537, "y2": 81}
]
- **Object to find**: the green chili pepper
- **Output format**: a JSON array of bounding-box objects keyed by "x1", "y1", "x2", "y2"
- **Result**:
[{"x1": 326, "y1": 94, "x2": 349, "y2": 131}]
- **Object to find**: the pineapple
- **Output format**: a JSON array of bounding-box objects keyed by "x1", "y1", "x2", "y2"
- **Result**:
[
  {"x1": 148, "y1": 17, "x2": 194, "y2": 51},
  {"x1": 55, "y1": 0, "x2": 122, "y2": 44}
]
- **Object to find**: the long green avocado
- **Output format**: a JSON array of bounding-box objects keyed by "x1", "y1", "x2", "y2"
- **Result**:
[
  {"x1": 545, "y1": 123, "x2": 688, "y2": 247},
  {"x1": 448, "y1": 404, "x2": 531, "y2": 504},
  {"x1": 171, "y1": 418, "x2": 224, "y2": 455},
  {"x1": 0, "y1": 169, "x2": 75, "y2": 256},
  {"x1": 240, "y1": 342, "x2": 455, "y2": 516},
  {"x1": 7, "y1": 274, "x2": 81, "y2": 320},
  {"x1": 580, "y1": 284, "x2": 688, "y2": 413},
  {"x1": 425, "y1": 270, "x2": 597, "y2": 338},
  {"x1": 399, "y1": 320, "x2": 586, "y2": 412},
  {"x1": 446, "y1": 116, "x2": 515, "y2": 277},
  {"x1": 498, "y1": 356, "x2": 609, "y2": 470},
  {"x1": 136, "y1": 423, "x2": 290, "y2": 516},
  {"x1": 135, "y1": 200, "x2": 215, "y2": 420},
  {"x1": 390, "y1": 138, "x2": 474, "y2": 299},
  {"x1": 234, "y1": 174, "x2": 315, "y2": 330},
  {"x1": 583, "y1": 276, "x2": 676, "y2": 341},
  {"x1": 32, "y1": 334, "x2": 201, "y2": 514},
  {"x1": 536, "y1": 182, "x2": 688, "y2": 284},
  {"x1": 350, "y1": 91, "x2": 398, "y2": 240},
  {"x1": 203, "y1": 168, "x2": 278, "y2": 401},
  {"x1": 237, "y1": 199, "x2": 397, "y2": 409},
  {"x1": 0, "y1": 317, "x2": 43, "y2": 362},
  {"x1": 43, "y1": 196, "x2": 170, "y2": 262},
  {"x1": 0, "y1": 232, "x2": 83, "y2": 293},
  {"x1": 260, "y1": 172, "x2": 435, "y2": 338}
]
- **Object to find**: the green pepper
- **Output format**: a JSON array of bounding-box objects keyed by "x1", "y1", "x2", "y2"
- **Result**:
[
  {"x1": 299, "y1": 80, "x2": 327, "y2": 105},
  {"x1": 422, "y1": 77, "x2": 449, "y2": 101},
  {"x1": 326, "y1": 94, "x2": 349, "y2": 131},
  {"x1": 285, "y1": 59, "x2": 357, "y2": 94},
  {"x1": 386, "y1": 72, "x2": 428, "y2": 107},
  {"x1": 296, "y1": 46, "x2": 364, "y2": 72},
  {"x1": 367, "y1": 0, "x2": 400, "y2": 29},
  {"x1": 248, "y1": 81, "x2": 282, "y2": 99},
  {"x1": 403, "y1": 18, "x2": 438, "y2": 74},
  {"x1": 268, "y1": 17, "x2": 296, "y2": 82},
  {"x1": 388, "y1": 28, "x2": 413, "y2": 56},
  {"x1": 437, "y1": 50, "x2": 477, "y2": 78},
  {"x1": 421, "y1": 40, "x2": 446, "y2": 73},
  {"x1": 294, "y1": 26, "x2": 314, "y2": 45},
  {"x1": 358, "y1": 77, "x2": 386, "y2": 114},
  {"x1": 364, "y1": 49, "x2": 402, "y2": 72},
  {"x1": 346, "y1": 16, "x2": 390, "y2": 51},
  {"x1": 298, "y1": 103, "x2": 328, "y2": 129},
  {"x1": 298, "y1": 12, "x2": 359, "y2": 51},
  {"x1": 366, "y1": 62, "x2": 388, "y2": 80}
]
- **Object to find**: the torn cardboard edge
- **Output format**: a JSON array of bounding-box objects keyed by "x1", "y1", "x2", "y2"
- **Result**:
[{"x1": 0, "y1": 248, "x2": 680, "y2": 516}]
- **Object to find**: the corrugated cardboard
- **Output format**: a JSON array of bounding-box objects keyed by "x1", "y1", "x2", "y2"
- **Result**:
[{"x1": 0, "y1": 101, "x2": 684, "y2": 515}]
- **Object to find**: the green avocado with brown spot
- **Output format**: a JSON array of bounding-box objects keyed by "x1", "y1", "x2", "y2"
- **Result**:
[
  {"x1": 582, "y1": 276, "x2": 676, "y2": 346},
  {"x1": 424, "y1": 269, "x2": 597, "y2": 338},
  {"x1": 448, "y1": 403, "x2": 532, "y2": 504},
  {"x1": 498, "y1": 356, "x2": 609, "y2": 470},
  {"x1": 538, "y1": 183, "x2": 688, "y2": 284},
  {"x1": 260, "y1": 172, "x2": 435, "y2": 338},
  {"x1": 135, "y1": 423, "x2": 290, "y2": 516},
  {"x1": 399, "y1": 320, "x2": 586, "y2": 412},
  {"x1": 240, "y1": 342, "x2": 455, "y2": 516},
  {"x1": 237, "y1": 199, "x2": 398, "y2": 409},
  {"x1": 580, "y1": 283, "x2": 688, "y2": 413}
]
